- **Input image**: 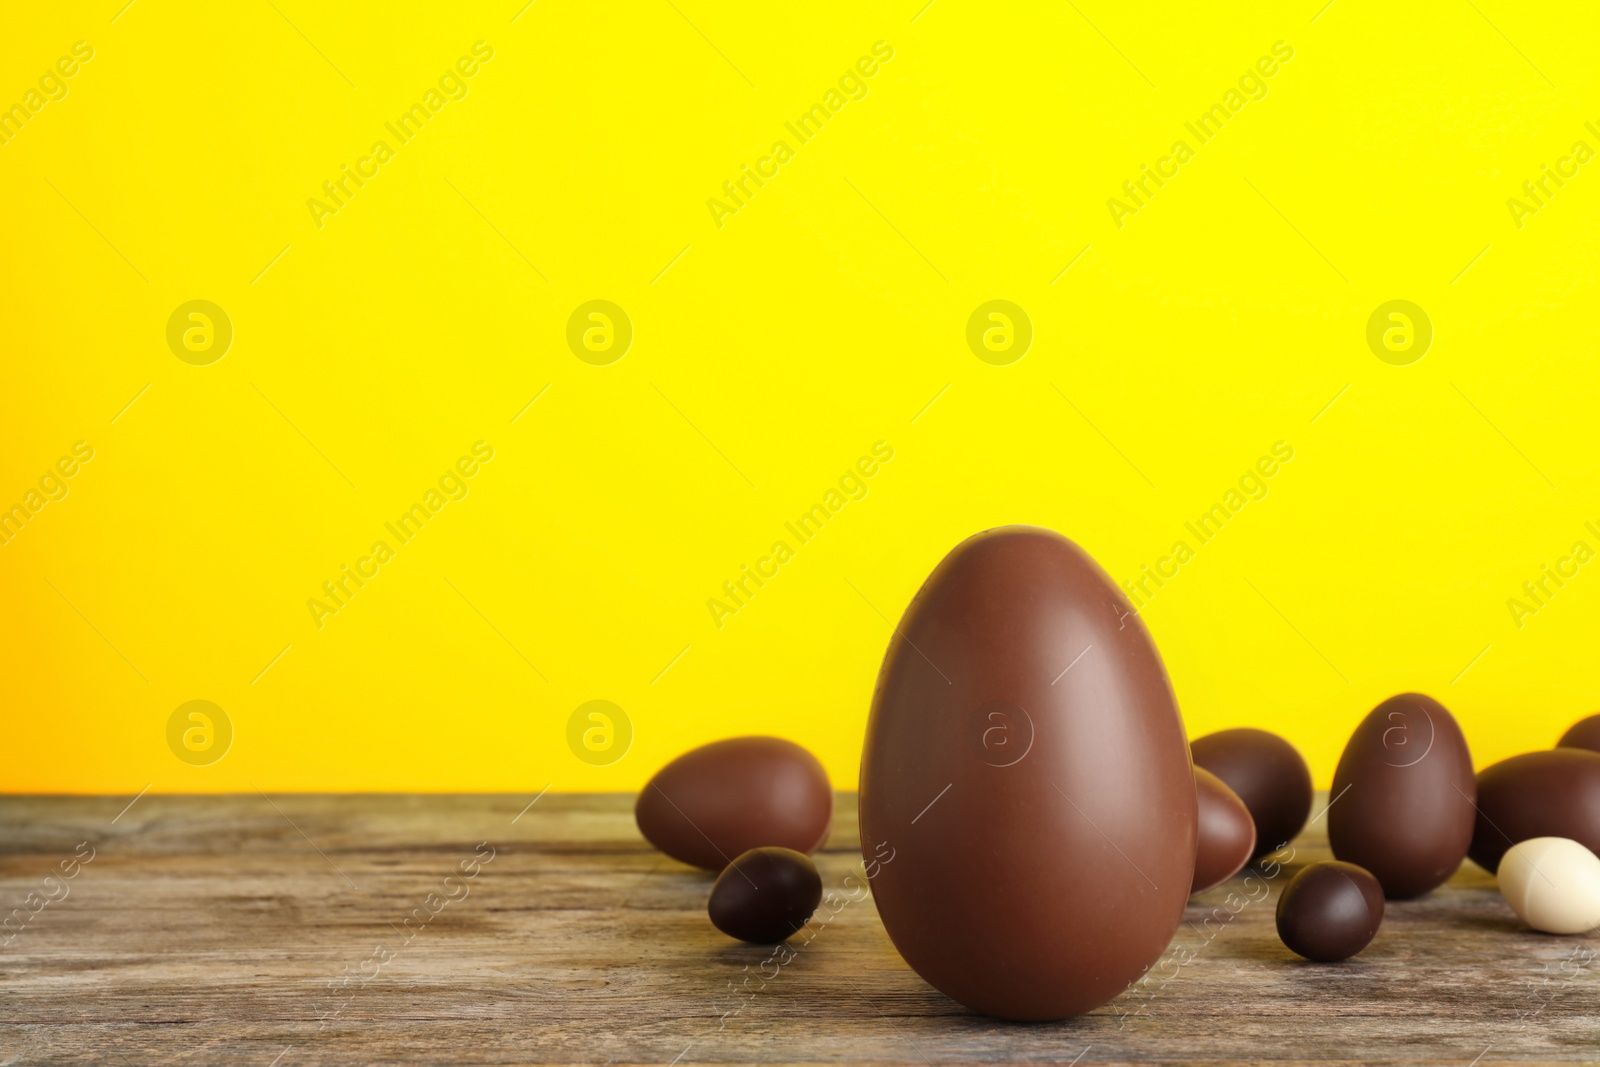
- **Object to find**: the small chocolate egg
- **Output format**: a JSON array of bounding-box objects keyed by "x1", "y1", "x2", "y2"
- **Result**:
[
  {"x1": 708, "y1": 847, "x2": 824, "y2": 943},
  {"x1": 1191, "y1": 728, "x2": 1312, "y2": 858},
  {"x1": 1193, "y1": 767, "x2": 1256, "y2": 894},
  {"x1": 1276, "y1": 861, "x2": 1384, "y2": 962},
  {"x1": 1557, "y1": 713, "x2": 1600, "y2": 753},
  {"x1": 1470, "y1": 748, "x2": 1600, "y2": 871},
  {"x1": 1497, "y1": 837, "x2": 1600, "y2": 934},
  {"x1": 635, "y1": 737, "x2": 832, "y2": 871},
  {"x1": 1327, "y1": 693, "x2": 1476, "y2": 899}
]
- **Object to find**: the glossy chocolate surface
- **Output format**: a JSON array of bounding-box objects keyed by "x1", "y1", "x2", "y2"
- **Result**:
[
  {"x1": 1191, "y1": 727, "x2": 1312, "y2": 858},
  {"x1": 707, "y1": 847, "x2": 823, "y2": 943},
  {"x1": 859, "y1": 526, "x2": 1196, "y2": 1021},
  {"x1": 1193, "y1": 767, "x2": 1256, "y2": 894},
  {"x1": 1276, "y1": 860, "x2": 1384, "y2": 962},
  {"x1": 1328, "y1": 693, "x2": 1475, "y2": 899},
  {"x1": 1469, "y1": 748, "x2": 1600, "y2": 871},
  {"x1": 1557, "y1": 713, "x2": 1600, "y2": 753},
  {"x1": 635, "y1": 737, "x2": 832, "y2": 871}
]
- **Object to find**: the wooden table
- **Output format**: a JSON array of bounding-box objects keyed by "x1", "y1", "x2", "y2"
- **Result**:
[{"x1": 1, "y1": 791, "x2": 1594, "y2": 1065}]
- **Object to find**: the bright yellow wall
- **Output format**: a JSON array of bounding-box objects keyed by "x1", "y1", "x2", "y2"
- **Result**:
[{"x1": 3, "y1": 1, "x2": 1597, "y2": 795}]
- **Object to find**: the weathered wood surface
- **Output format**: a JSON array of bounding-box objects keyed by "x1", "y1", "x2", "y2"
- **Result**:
[{"x1": 0, "y1": 791, "x2": 1594, "y2": 1065}]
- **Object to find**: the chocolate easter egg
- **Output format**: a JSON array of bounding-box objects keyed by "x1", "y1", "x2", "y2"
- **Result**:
[
  {"x1": 1557, "y1": 713, "x2": 1600, "y2": 753},
  {"x1": 1190, "y1": 727, "x2": 1312, "y2": 858},
  {"x1": 1276, "y1": 861, "x2": 1384, "y2": 962},
  {"x1": 1469, "y1": 748, "x2": 1600, "y2": 871},
  {"x1": 1497, "y1": 838, "x2": 1600, "y2": 934},
  {"x1": 635, "y1": 737, "x2": 832, "y2": 871},
  {"x1": 1328, "y1": 693, "x2": 1475, "y2": 899},
  {"x1": 708, "y1": 847, "x2": 823, "y2": 943},
  {"x1": 1193, "y1": 767, "x2": 1256, "y2": 894},
  {"x1": 859, "y1": 526, "x2": 1196, "y2": 1021}
]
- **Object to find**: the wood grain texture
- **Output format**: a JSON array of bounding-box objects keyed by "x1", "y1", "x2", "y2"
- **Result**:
[{"x1": 0, "y1": 791, "x2": 1595, "y2": 1066}]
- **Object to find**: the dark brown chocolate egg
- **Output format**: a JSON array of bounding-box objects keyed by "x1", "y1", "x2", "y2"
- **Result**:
[
  {"x1": 1193, "y1": 767, "x2": 1256, "y2": 893},
  {"x1": 635, "y1": 737, "x2": 831, "y2": 871},
  {"x1": 1327, "y1": 693, "x2": 1475, "y2": 899},
  {"x1": 707, "y1": 847, "x2": 823, "y2": 943},
  {"x1": 1191, "y1": 727, "x2": 1312, "y2": 858},
  {"x1": 859, "y1": 526, "x2": 1196, "y2": 1021},
  {"x1": 1276, "y1": 861, "x2": 1384, "y2": 961},
  {"x1": 1469, "y1": 748, "x2": 1600, "y2": 871},
  {"x1": 1557, "y1": 714, "x2": 1600, "y2": 753}
]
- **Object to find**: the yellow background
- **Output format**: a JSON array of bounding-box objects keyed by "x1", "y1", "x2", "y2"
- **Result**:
[{"x1": 3, "y1": 0, "x2": 1597, "y2": 794}]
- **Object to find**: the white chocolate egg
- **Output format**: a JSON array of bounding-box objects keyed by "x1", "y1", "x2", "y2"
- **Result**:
[{"x1": 1497, "y1": 837, "x2": 1600, "y2": 935}]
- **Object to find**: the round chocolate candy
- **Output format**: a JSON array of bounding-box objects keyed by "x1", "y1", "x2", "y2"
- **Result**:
[
  {"x1": 1497, "y1": 837, "x2": 1600, "y2": 935},
  {"x1": 635, "y1": 737, "x2": 832, "y2": 871},
  {"x1": 707, "y1": 847, "x2": 823, "y2": 943},
  {"x1": 1276, "y1": 860, "x2": 1384, "y2": 962},
  {"x1": 1191, "y1": 727, "x2": 1312, "y2": 858},
  {"x1": 1557, "y1": 713, "x2": 1600, "y2": 753},
  {"x1": 1193, "y1": 766, "x2": 1256, "y2": 894}
]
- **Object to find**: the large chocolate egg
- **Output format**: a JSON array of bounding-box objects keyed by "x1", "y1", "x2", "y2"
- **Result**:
[
  {"x1": 1469, "y1": 748, "x2": 1600, "y2": 871},
  {"x1": 1328, "y1": 693, "x2": 1475, "y2": 899},
  {"x1": 635, "y1": 737, "x2": 832, "y2": 871},
  {"x1": 1190, "y1": 727, "x2": 1312, "y2": 858},
  {"x1": 1193, "y1": 767, "x2": 1256, "y2": 894},
  {"x1": 859, "y1": 526, "x2": 1196, "y2": 1021}
]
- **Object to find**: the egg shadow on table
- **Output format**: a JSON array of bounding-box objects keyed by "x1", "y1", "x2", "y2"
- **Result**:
[
  {"x1": 620, "y1": 855, "x2": 717, "y2": 944},
  {"x1": 1447, "y1": 911, "x2": 1532, "y2": 936},
  {"x1": 1447, "y1": 861, "x2": 1497, "y2": 890},
  {"x1": 1266, "y1": 953, "x2": 1393, "y2": 1005}
]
